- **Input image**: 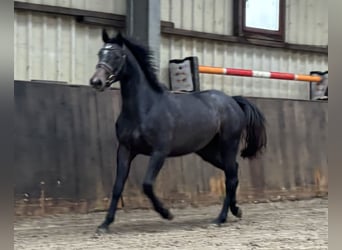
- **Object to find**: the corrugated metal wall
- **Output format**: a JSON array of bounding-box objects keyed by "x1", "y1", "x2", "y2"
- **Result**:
[
  {"x1": 14, "y1": 10, "x2": 120, "y2": 84},
  {"x1": 160, "y1": 0, "x2": 328, "y2": 46},
  {"x1": 15, "y1": 0, "x2": 126, "y2": 14},
  {"x1": 159, "y1": 0, "x2": 328, "y2": 99},
  {"x1": 160, "y1": 36, "x2": 328, "y2": 99},
  {"x1": 14, "y1": 0, "x2": 328, "y2": 99},
  {"x1": 161, "y1": 0, "x2": 234, "y2": 35},
  {"x1": 286, "y1": 0, "x2": 328, "y2": 46},
  {"x1": 14, "y1": 0, "x2": 125, "y2": 84}
]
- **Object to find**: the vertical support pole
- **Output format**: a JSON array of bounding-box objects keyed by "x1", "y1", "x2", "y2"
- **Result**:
[
  {"x1": 190, "y1": 56, "x2": 200, "y2": 91},
  {"x1": 126, "y1": 0, "x2": 161, "y2": 69}
]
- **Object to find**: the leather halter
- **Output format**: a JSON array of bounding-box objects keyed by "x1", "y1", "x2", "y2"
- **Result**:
[{"x1": 96, "y1": 44, "x2": 126, "y2": 86}]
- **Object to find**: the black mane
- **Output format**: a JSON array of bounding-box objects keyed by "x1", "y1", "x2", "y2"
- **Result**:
[{"x1": 109, "y1": 33, "x2": 164, "y2": 92}]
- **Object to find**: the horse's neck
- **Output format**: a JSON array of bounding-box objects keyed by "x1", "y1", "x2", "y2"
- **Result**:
[{"x1": 119, "y1": 63, "x2": 162, "y2": 120}]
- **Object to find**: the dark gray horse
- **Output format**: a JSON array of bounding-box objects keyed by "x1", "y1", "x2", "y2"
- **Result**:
[{"x1": 90, "y1": 30, "x2": 267, "y2": 233}]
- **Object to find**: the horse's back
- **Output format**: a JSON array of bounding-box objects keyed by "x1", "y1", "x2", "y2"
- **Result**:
[
  {"x1": 166, "y1": 89, "x2": 244, "y2": 125},
  {"x1": 194, "y1": 90, "x2": 246, "y2": 133},
  {"x1": 192, "y1": 90, "x2": 243, "y2": 115}
]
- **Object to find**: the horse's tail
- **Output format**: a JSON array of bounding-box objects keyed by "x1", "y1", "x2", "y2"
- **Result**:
[{"x1": 233, "y1": 96, "x2": 267, "y2": 159}]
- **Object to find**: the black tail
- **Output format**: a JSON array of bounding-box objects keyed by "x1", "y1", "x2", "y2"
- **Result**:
[{"x1": 233, "y1": 96, "x2": 267, "y2": 159}]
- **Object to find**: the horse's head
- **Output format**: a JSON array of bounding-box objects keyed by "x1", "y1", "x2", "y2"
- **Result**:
[{"x1": 90, "y1": 30, "x2": 126, "y2": 91}]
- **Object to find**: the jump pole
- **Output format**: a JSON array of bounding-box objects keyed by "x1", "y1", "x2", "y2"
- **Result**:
[{"x1": 199, "y1": 65, "x2": 322, "y2": 82}]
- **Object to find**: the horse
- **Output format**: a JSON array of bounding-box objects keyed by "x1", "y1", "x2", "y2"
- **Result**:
[{"x1": 89, "y1": 29, "x2": 267, "y2": 234}]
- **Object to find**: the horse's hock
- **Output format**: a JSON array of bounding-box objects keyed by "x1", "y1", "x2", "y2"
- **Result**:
[{"x1": 14, "y1": 81, "x2": 328, "y2": 215}]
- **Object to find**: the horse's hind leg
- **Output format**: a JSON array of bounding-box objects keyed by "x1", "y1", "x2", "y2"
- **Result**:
[
  {"x1": 229, "y1": 161, "x2": 242, "y2": 218},
  {"x1": 215, "y1": 138, "x2": 241, "y2": 224},
  {"x1": 196, "y1": 139, "x2": 242, "y2": 223},
  {"x1": 142, "y1": 151, "x2": 173, "y2": 220}
]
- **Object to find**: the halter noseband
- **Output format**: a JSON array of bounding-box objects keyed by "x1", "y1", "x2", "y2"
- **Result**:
[{"x1": 96, "y1": 45, "x2": 126, "y2": 86}]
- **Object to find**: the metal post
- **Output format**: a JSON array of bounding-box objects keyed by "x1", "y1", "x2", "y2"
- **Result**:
[{"x1": 126, "y1": 0, "x2": 160, "y2": 69}]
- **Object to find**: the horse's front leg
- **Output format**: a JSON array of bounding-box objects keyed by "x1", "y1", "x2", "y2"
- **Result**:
[
  {"x1": 143, "y1": 151, "x2": 174, "y2": 220},
  {"x1": 97, "y1": 145, "x2": 135, "y2": 234}
]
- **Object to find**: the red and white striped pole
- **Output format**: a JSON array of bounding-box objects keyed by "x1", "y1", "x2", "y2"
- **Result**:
[{"x1": 199, "y1": 65, "x2": 322, "y2": 82}]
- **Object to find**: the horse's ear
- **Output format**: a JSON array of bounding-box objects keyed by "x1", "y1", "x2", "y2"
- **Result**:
[
  {"x1": 115, "y1": 32, "x2": 124, "y2": 46},
  {"x1": 102, "y1": 29, "x2": 110, "y2": 43}
]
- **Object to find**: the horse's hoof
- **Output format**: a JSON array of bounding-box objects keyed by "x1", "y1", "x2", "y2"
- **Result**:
[
  {"x1": 161, "y1": 209, "x2": 174, "y2": 220},
  {"x1": 166, "y1": 212, "x2": 174, "y2": 220},
  {"x1": 212, "y1": 217, "x2": 226, "y2": 225},
  {"x1": 232, "y1": 207, "x2": 243, "y2": 218},
  {"x1": 235, "y1": 208, "x2": 242, "y2": 218},
  {"x1": 96, "y1": 226, "x2": 109, "y2": 234}
]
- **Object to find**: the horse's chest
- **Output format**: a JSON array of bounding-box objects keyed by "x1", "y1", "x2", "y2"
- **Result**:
[
  {"x1": 116, "y1": 122, "x2": 150, "y2": 150},
  {"x1": 117, "y1": 125, "x2": 139, "y2": 142}
]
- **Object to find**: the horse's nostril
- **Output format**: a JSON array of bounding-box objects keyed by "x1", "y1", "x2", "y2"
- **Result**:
[{"x1": 90, "y1": 78, "x2": 102, "y2": 87}]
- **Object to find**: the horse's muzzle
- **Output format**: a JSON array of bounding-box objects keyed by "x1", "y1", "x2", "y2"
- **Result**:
[{"x1": 90, "y1": 77, "x2": 106, "y2": 91}]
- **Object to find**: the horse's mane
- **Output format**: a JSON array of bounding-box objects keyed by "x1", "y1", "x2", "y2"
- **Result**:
[{"x1": 109, "y1": 33, "x2": 165, "y2": 92}]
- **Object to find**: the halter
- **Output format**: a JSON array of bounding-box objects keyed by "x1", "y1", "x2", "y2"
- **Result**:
[{"x1": 96, "y1": 44, "x2": 127, "y2": 86}]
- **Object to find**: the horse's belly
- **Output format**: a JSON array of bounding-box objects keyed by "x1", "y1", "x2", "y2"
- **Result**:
[
  {"x1": 169, "y1": 125, "x2": 218, "y2": 156},
  {"x1": 168, "y1": 140, "x2": 213, "y2": 156}
]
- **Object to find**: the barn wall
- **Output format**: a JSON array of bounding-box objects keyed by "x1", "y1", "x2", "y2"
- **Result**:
[
  {"x1": 160, "y1": 0, "x2": 328, "y2": 46},
  {"x1": 15, "y1": 81, "x2": 328, "y2": 216},
  {"x1": 285, "y1": 0, "x2": 328, "y2": 46},
  {"x1": 14, "y1": 10, "x2": 121, "y2": 85},
  {"x1": 159, "y1": 0, "x2": 328, "y2": 99},
  {"x1": 160, "y1": 35, "x2": 328, "y2": 99},
  {"x1": 17, "y1": 0, "x2": 330, "y2": 46},
  {"x1": 14, "y1": 0, "x2": 328, "y2": 99},
  {"x1": 15, "y1": 0, "x2": 126, "y2": 14},
  {"x1": 161, "y1": 0, "x2": 234, "y2": 35}
]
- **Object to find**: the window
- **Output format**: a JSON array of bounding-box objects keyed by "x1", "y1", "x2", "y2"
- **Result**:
[{"x1": 234, "y1": 0, "x2": 285, "y2": 42}]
